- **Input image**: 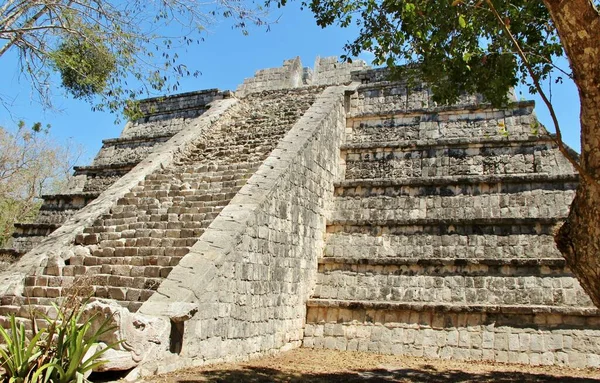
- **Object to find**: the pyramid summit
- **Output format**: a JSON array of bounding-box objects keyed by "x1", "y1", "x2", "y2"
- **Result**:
[{"x1": 0, "y1": 57, "x2": 597, "y2": 376}]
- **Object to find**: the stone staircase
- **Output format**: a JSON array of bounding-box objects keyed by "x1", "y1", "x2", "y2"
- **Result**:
[
  {"x1": 0, "y1": 87, "x2": 322, "y2": 324},
  {"x1": 2, "y1": 90, "x2": 224, "y2": 256},
  {"x1": 1, "y1": 58, "x2": 598, "y2": 372},
  {"x1": 303, "y1": 81, "x2": 600, "y2": 367}
]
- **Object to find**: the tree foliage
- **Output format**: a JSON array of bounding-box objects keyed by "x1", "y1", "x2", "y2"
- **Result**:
[
  {"x1": 0, "y1": 0, "x2": 268, "y2": 119},
  {"x1": 0, "y1": 124, "x2": 79, "y2": 247},
  {"x1": 292, "y1": 0, "x2": 565, "y2": 106}
]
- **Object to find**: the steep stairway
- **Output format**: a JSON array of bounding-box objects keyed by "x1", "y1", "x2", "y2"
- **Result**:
[
  {"x1": 0, "y1": 87, "x2": 322, "y2": 322},
  {"x1": 304, "y1": 83, "x2": 600, "y2": 367},
  {"x1": 2, "y1": 90, "x2": 223, "y2": 256}
]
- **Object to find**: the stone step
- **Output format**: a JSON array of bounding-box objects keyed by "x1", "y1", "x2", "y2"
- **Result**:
[
  {"x1": 155, "y1": 161, "x2": 263, "y2": 175},
  {"x1": 342, "y1": 139, "x2": 574, "y2": 180},
  {"x1": 0, "y1": 248, "x2": 20, "y2": 259},
  {"x1": 319, "y1": 257, "x2": 568, "y2": 269},
  {"x1": 313, "y1": 265, "x2": 590, "y2": 307},
  {"x1": 323, "y1": 227, "x2": 560, "y2": 260},
  {"x1": 346, "y1": 101, "x2": 538, "y2": 144},
  {"x1": 142, "y1": 168, "x2": 256, "y2": 182},
  {"x1": 73, "y1": 163, "x2": 137, "y2": 176},
  {"x1": 33, "y1": 210, "x2": 80, "y2": 225},
  {"x1": 13, "y1": 222, "x2": 61, "y2": 236},
  {"x1": 91, "y1": 136, "x2": 172, "y2": 167},
  {"x1": 33, "y1": 262, "x2": 174, "y2": 280},
  {"x1": 91, "y1": 211, "x2": 220, "y2": 227},
  {"x1": 82, "y1": 174, "x2": 124, "y2": 193},
  {"x1": 331, "y1": 189, "x2": 573, "y2": 222},
  {"x1": 304, "y1": 298, "x2": 600, "y2": 367},
  {"x1": 89, "y1": 244, "x2": 193, "y2": 257},
  {"x1": 76, "y1": 229, "x2": 204, "y2": 245},
  {"x1": 306, "y1": 298, "x2": 600, "y2": 320},
  {"x1": 102, "y1": 133, "x2": 173, "y2": 146},
  {"x1": 39, "y1": 192, "x2": 100, "y2": 207},
  {"x1": 83, "y1": 222, "x2": 207, "y2": 236},
  {"x1": 68, "y1": 255, "x2": 184, "y2": 267},
  {"x1": 327, "y1": 215, "x2": 563, "y2": 229},
  {"x1": 334, "y1": 173, "x2": 578, "y2": 195},
  {"x1": 8, "y1": 236, "x2": 45, "y2": 255},
  {"x1": 121, "y1": 189, "x2": 240, "y2": 201},
  {"x1": 139, "y1": 178, "x2": 250, "y2": 189},
  {"x1": 23, "y1": 274, "x2": 162, "y2": 303}
]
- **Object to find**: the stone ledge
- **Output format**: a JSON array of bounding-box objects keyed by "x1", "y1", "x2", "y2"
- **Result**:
[
  {"x1": 0, "y1": 249, "x2": 20, "y2": 258},
  {"x1": 73, "y1": 164, "x2": 136, "y2": 179},
  {"x1": 306, "y1": 299, "x2": 600, "y2": 317},
  {"x1": 319, "y1": 257, "x2": 568, "y2": 268},
  {"x1": 135, "y1": 89, "x2": 227, "y2": 118},
  {"x1": 40, "y1": 192, "x2": 100, "y2": 200},
  {"x1": 102, "y1": 134, "x2": 173, "y2": 146},
  {"x1": 347, "y1": 100, "x2": 536, "y2": 119},
  {"x1": 317, "y1": 257, "x2": 571, "y2": 277},
  {"x1": 341, "y1": 136, "x2": 554, "y2": 151},
  {"x1": 327, "y1": 217, "x2": 564, "y2": 228},
  {"x1": 13, "y1": 223, "x2": 61, "y2": 231},
  {"x1": 73, "y1": 163, "x2": 138, "y2": 173},
  {"x1": 335, "y1": 173, "x2": 579, "y2": 189}
]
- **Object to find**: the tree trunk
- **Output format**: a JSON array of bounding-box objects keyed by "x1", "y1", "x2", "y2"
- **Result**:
[{"x1": 542, "y1": 0, "x2": 600, "y2": 307}]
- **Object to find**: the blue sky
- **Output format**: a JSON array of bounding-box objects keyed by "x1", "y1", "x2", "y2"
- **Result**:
[{"x1": 0, "y1": 4, "x2": 581, "y2": 165}]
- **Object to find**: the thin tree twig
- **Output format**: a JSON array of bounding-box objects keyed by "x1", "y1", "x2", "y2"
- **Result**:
[{"x1": 484, "y1": 0, "x2": 590, "y2": 182}]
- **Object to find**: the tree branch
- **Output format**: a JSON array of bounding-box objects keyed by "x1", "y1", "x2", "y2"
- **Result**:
[{"x1": 485, "y1": 0, "x2": 591, "y2": 182}]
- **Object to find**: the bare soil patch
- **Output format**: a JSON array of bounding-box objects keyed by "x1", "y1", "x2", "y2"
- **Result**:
[{"x1": 146, "y1": 348, "x2": 600, "y2": 382}]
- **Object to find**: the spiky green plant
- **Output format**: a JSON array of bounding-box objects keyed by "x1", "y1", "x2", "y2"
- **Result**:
[
  {"x1": 0, "y1": 315, "x2": 45, "y2": 383},
  {"x1": 32, "y1": 302, "x2": 122, "y2": 383}
]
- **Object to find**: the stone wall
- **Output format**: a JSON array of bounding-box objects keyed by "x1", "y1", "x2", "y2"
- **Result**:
[
  {"x1": 347, "y1": 102, "x2": 539, "y2": 143},
  {"x1": 236, "y1": 58, "x2": 304, "y2": 97},
  {"x1": 349, "y1": 82, "x2": 485, "y2": 117},
  {"x1": 236, "y1": 56, "x2": 369, "y2": 97},
  {"x1": 91, "y1": 137, "x2": 171, "y2": 167},
  {"x1": 136, "y1": 85, "x2": 351, "y2": 375},
  {"x1": 136, "y1": 89, "x2": 222, "y2": 118},
  {"x1": 312, "y1": 57, "x2": 369, "y2": 86},
  {"x1": 304, "y1": 304, "x2": 600, "y2": 368},
  {"x1": 342, "y1": 139, "x2": 575, "y2": 180}
]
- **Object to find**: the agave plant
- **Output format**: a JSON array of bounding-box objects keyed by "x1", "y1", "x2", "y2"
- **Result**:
[
  {"x1": 0, "y1": 294, "x2": 122, "y2": 383},
  {"x1": 0, "y1": 315, "x2": 45, "y2": 383},
  {"x1": 33, "y1": 302, "x2": 122, "y2": 383}
]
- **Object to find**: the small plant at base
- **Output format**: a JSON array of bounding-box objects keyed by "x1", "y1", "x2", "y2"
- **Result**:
[
  {"x1": 0, "y1": 315, "x2": 45, "y2": 383},
  {"x1": 34, "y1": 302, "x2": 121, "y2": 383},
  {"x1": 0, "y1": 277, "x2": 123, "y2": 383}
]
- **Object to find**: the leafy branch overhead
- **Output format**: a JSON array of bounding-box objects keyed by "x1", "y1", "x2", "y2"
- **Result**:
[
  {"x1": 296, "y1": 0, "x2": 567, "y2": 106},
  {"x1": 0, "y1": 0, "x2": 269, "y2": 119}
]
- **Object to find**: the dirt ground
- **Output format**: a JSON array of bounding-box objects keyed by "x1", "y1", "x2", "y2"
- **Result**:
[{"x1": 145, "y1": 348, "x2": 600, "y2": 383}]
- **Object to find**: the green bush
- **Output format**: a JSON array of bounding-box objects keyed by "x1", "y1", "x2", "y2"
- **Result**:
[
  {"x1": 0, "y1": 299, "x2": 121, "y2": 383},
  {"x1": 0, "y1": 316, "x2": 44, "y2": 383}
]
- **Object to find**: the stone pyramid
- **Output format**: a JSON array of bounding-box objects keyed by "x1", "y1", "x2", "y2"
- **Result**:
[{"x1": 0, "y1": 57, "x2": 598, "y2": 377}]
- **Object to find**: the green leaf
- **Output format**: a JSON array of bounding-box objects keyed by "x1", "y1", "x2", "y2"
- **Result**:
[
  {"x1": 458, "y1": 14, "x2": 466, "y2": 28},
  {"x1": 462, "y1": 51, "x2": 473, "y2": 63}
]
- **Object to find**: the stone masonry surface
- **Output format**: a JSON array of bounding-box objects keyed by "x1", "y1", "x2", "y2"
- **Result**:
[
  {"x1": 305, "y1": 76, "x2": 600, "y2": 369},
  {"x1": 0, "y1": 57, "x2": 598, "y2": 373},
  {"x1": 3, "y1": 87, "x2": 321, "y2": 316},
  {"x1": 2, "y1": 90, "x2": 227, "y2": 256},
  {"x1": 135, "y1": 85, "x2": 348, "y2": 375}
]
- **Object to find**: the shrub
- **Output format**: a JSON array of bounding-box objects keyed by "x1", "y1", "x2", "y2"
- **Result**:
[{"x1": 0, "y1": 297, "x2": 121, "y2": 383}]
